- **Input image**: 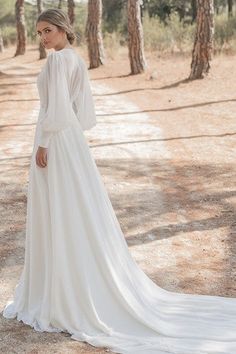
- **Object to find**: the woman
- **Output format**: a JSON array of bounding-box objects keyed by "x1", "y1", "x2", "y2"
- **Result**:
[{"x1": 2, "y1": 8, "x2": 236, "y2": 354}]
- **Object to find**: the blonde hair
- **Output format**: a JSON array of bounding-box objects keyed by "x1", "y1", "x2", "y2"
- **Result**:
[{"x1": 36, "y1": 8, "x2": 76, "y2": 44}]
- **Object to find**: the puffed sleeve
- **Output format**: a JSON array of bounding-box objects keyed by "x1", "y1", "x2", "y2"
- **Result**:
[
  {"x1": 72, "y1": 58, "x2": 97, "y2": 132},
  {"x1": 38, "y1": 52, "x2": 74, "y2": 148}
]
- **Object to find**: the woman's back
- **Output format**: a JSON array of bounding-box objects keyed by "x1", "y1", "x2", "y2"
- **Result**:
[{"x1": 36, "y1": 48, "x2": 96, "y2": 148}]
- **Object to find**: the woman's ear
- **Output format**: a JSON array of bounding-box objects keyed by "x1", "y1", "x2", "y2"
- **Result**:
[{"x1": 59, "y1": 27, "x2": 66, "y2": 36}]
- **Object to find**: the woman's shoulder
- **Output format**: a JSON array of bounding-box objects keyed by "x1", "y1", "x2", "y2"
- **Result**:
[
  {"x1": 47, "y1": 49, "x2": 87, "y2": 68},
  {"x1": 47, "y1": 48, "x2": 74, "y2": 60}
]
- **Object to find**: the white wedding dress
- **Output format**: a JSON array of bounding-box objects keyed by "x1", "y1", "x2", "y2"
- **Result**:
[{"x1": 2, "y1": 48, "x2": 236, "y2": 354}]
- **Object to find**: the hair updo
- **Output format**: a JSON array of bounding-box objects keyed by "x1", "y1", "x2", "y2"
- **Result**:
[{"x1": 36, "y1": 8, "x2": 76, "y2": 44}]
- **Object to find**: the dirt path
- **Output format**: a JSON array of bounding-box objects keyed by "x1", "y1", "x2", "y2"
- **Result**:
[{"x1": 0, "y1": 45, "x2": 235, "y2": 353}]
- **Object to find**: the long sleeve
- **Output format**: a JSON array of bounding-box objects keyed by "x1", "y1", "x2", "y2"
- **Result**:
[
  {"x1": 72, "y1": 58, "x2": 97, "y2": 132},
  {"x1": 37, "y1": 52, "x2": 74, "y2": 148}
]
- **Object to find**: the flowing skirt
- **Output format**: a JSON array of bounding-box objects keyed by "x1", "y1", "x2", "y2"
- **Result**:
[{"x1": 2, "y1": 118, "x2": 236, "y2": 354}]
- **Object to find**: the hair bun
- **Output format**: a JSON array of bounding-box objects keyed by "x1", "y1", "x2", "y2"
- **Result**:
[{"x1": 67, "y1": 32, "x2": 75, "y2": 44}]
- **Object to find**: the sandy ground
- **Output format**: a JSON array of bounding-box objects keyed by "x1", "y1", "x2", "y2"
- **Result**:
[{"x1": 0, "y1": 45, "x2": 235, "y2": 353}]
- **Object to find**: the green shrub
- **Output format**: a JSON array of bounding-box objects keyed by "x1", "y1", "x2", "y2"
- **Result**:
[
  {"x1": 166, "y1": 12, "x2": 195, "y2": 53},
  {"x1": 1, "y1": 25, "x2": 16, "y2": 46},
  {"x1": 143, "y1": 13, "x2": 172, "y2": 53},
  {"x1": 143, "y1": 12, "x2": 195, "y2": 54},
  {"x1": 214, "y1": 13, "x2": 236, "y2": 53},
  {"x1": 103, "y1": 31, "x2": 124, "y2": 59},
  {"x1": 142, "y1": 11, "x2": 236, "y2": 56}
]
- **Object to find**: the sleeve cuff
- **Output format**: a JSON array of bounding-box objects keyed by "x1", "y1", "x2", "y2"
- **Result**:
[{"x1": 38, "y1": 126, "x2": 52, "y2": 148}]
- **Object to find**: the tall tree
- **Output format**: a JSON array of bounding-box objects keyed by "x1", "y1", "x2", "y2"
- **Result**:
[
  {"x1": 189, "y1": 0, "x2": 214, "y2": 79},
  {"x1": 127, "y1": 0, "x2": 146, "y2": 75},
  {"x1": 0, "y1": 28, "x2": 4, "y2": 53},
  {"x1": 102, "y1": 0, "x2": 124, "y2": 32},
  {"x1": 86, "y1": 0, "x2": 105, "y2": 69},
  {"x1": 228, "y1": 0, "x2": 233, "y2": 17},
  {"x1": 191, "y1": 0, "x2": 197, "y2": 23},
  {"x1": 68, "y1": 0, "x2": 75, "y2": 25},
  {"x1": 37, "y1": 0, "x2": 47, "y2": 59},
  {"x1": 15, "y1": 0, "x2": 27, "y2": 56},
  {"x1": 58, "y1": 0, "x2": 62, "y2": 9}
]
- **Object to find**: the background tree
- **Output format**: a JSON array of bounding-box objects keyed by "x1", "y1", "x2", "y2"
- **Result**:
[
  {"x1": 15, "y1": 0, "x2": 27, "y2": 56},
  {"x1": 142, "y1": 0, "x2": 192, "y2": 23},
  {"x1": 128, "y1": 0, "x2": 146, "y2": 74},
  {"x1": 102, "y1": 0, "x2": 125, "y2": 33},
  {"x1": 37, "y1": 0, "x2": 46, "y2": 59},
  {"x1": 0, "y1": 28, "x2": 4, "y2": 52},
  {"x1": 58, "y1": 0, "x2": 63, "y2": 9},
  {"x1": 189, "y1": 0, "x2": 214, "y2": 79},
  {"x1": 67, "y1": 0, "x2": 75, "y2": 25},
  {"x1": 228, "y1": 0, "x2": 233, "y2": 17},
  {"x1": 86, "y1": 0, "x2": 105, "y2": 69},
  {"x1": 191, "y1": 0, "x2": 197, "y2": 23}
]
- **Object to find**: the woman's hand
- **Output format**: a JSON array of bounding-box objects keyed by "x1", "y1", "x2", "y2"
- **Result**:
[{"x1": 36, "y1": 146, "x2": 48, "y2": 168}]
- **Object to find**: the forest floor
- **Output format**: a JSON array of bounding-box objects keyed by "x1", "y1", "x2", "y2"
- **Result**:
[{"x1": 0, "y1": 44, "x2": 235, "y2": 353}]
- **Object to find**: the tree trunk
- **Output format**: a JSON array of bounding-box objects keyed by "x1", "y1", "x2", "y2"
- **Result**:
[
  {"x1": 191, "y1": 0, "x2": 197, "y2": 23},
  {"x1": 0, "y1": 28, "x2": 4, "y2": 53},
  {"x1": 58, "y1": 0, "x2": 62, "y2": 9},
  {"x1": 228, "y1": 0, "x2": 233, "y2": 18},
  {"x1": 86, "y1": 0, "x2": 105, "y2": 69},
  {"x1": 68, "y1": 0, "x2": 75, "y2": 25},
  {"x1": 177, "y1": 5, "x2": 186, "y2": 22},
  {"x1": 140, "y1": 1, "x2": 144, "y2": 23},
  {"x1": 189, "y1": 0, "x2": 214, "y2": 80},
  {"x1": 127, "y1": 0, "x2": 146, "y2": 75},
  {"x1": 37, "y1": 0, "x2": 47, "y2": 60},
  {"x1": 15, "y1": 0, "x2": 27, "y2": 56}
]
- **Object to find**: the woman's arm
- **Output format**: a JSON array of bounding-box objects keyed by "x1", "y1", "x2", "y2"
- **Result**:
[
  {"x1": 72, "y1": 57, "x2": 97, "y2": 132},
  {"x1": 37, "y1": 51, "x2": 73, "y2": 149}
]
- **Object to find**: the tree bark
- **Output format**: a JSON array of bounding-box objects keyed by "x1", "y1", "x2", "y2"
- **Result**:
[
  {"x1": 86, "y1": 0, "x2": 105, "y2": 69},
  {"x1": 68, "y1": 0, "x2": 75, "y2": 25},
  {"x1": 189, "y1": 0, "x2": 214, "y2": 80},
  {"x1": 228, "y1": 0, "x2": 233, "y2": 18},
  {"x1": 15, "y1": 0, "x2": 27, "y2": 56},
  {"x1": 37, "y1": 0, "x2": 47, "y2": 60},
  {"x1": 127, "y1": 0, "x2": 147, "y2": 75}
]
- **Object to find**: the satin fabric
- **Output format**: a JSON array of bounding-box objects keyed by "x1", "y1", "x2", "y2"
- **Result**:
[{"x1": 2, "y1": 49, "x2": 236, "y2": 354}]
